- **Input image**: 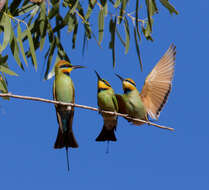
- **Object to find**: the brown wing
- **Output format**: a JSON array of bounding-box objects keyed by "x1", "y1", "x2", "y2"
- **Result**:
[{"x1": 140, "y1": 44, "x2": 176, "y2": 120}]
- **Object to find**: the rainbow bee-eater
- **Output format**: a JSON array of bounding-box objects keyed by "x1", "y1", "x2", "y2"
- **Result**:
[
  {"x1": 53, "y1": 60, "x2": 84, "y2": 171},
  {"x1": 116, "y1": 44, "x2": 176, "y2": 125},
  {"x1": 95, "y1": 71, "x2": 119, "y2": 142}
]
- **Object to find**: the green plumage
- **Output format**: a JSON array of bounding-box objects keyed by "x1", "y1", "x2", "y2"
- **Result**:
[
  {"x1": 115, "y1": 75, "x2": 148, "y2": 126},
  {"x1": 53, "y1": 70, "x2": 78, "y2": 148},
  {"x1": 119, "y1": 89, "x2": 147, "y2": 121},
  {"x1": 98, "y1": 88, "x2": 118, "y2": 112},
  {"x1": 95, "y1": 72, "x2": 118, "y2": 142},
  {"x1": 52, "y1": 60, "x2": 84, "y2": 171},
  {"x1": 54, "y1": 72, "x2": 74, "y2": 103}
]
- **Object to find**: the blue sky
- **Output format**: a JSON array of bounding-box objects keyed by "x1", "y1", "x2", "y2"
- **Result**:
[{"x1": 0, "y1": 1, "x2": 209, "y2": 189}]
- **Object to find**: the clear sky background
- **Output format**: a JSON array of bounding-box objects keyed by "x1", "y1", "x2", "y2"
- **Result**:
[{"x1": 0, "y1": 1, "x2": 209, "y2": 189}]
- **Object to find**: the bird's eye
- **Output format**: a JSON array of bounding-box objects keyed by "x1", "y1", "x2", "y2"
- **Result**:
[{"x1": 60, "y1": 64, "x2": 70, "y2": 68}]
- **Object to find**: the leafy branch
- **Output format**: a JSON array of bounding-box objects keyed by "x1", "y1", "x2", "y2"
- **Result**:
[{"x1": 0, "y1": 92, "x2": 175, "y2": 131}]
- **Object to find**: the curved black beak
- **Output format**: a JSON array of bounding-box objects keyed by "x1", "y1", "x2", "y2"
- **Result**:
[
  {"x1": 115, "y1": 73, "x2": 124, "y2": 82},
  {"x1": 72, "y1": 65, "x2": 85, "y2": 69},
  {"x1": 95, "y1": 70, "x2": 102, "y2": 80}
]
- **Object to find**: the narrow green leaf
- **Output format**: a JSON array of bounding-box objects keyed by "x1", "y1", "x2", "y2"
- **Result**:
[
  {"x1": 16, "y1": 3, "x2": 37, "y2": 16},
  {"x1": 84, "y1": 22, "x2": 92, "y2": 39},
  {"x1": 124, "y1": 16, "x2": 130, "y2": 54},
  {"x1": 151, "y1": 0, "x2": 158, "y2": 13},
  {"x1": 114, "y1": 0, "x2": 121, "y2": 8},
  {"x1": 145, "y1": 0, "x2": 158, "y2": 32},
  {"x1": 116, "y1": 28, "x2": 125, "y2": 47},
  {"x1": 48, "y1": 2, "x2": 59, "y2": 19},
  {"x1": 119, "y1": 0, "x2": 128, "y2": 24},
  {"x1": 10, "y1": 31, "x2": 24, "y2": 70},
  {"x1": 68, "y1": 13, "x2": 76, "y2": 32},
  {"x1": 17, "y1": 23, "x2": 28, "y2": 66},
  {"x1": 0, "y1": 14, "x2": 11, "y2": 53},
  {"x1": 142, "y1": 19, "x2": 153, "y2": 41},
  {"x1": 135, "y1": 0, "x2": 141, "y2": 41},
  {"x1": 26, "y1": 27, "x2": 37, "y2": 70},
  {"x1": 104, "y1": 1, "x2": 108, "y2": 16},
  {"x1": 40, "y1": 1, "x2": 47, "y2": 50},
  {"x1": 98, "y1": 8, "x2": 104, "y2": 45},
  {"x1": 0, "y1": 78, "x2": 7, "y2": 92},
  {"x1": 85, "y1": 0, "x2": 96, "y2": 20},
  {"x1": 55, "y1": 37, "x2": 70, "y2": 61},
  {"x1": 30, "y1": 5, "x2": 40, "y2": 18},
  {"x1": 160, "y1": 0, "x2": 179, "y2": 15},
  {"x1": 0, "y1": 65, "x2": 18, "y2": 76},
  {"x1": 45, "y1": 55, "x2": 61, "y2": 80},
  {"x1": 44, "y1": 39, "x2": 56, "y2": 80},
  {"x1": 69, "y1": 0, "x2": 79, "y2": 14},
  {"x1": 145, "y1": 0, "x2": 152, "y2": 32},
  {"x1": 134, "y1": 27, "x2": 142, "y2": 71},
  {"x1": 109, "y1": 17, "x2": 116, "y2": 68},
  {"x1": 72, "y1": 17, "x2": 78, "y2": 49},
  {"x1": 82, "y1": 32, "x2": 87, "y2": 56},
  {"x1": 0, "y1": 75, "x2": 9, "y2": 99}
]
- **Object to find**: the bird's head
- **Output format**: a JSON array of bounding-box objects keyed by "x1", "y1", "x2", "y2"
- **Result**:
[
  {"x1": 55, "y1": 60, "x2": 84, "y2": 75},
  {"x1": 95, "y1": 71, "x2": 112, "y2": 91},
  {"x1": 115, "y1": 74, "x2": 137, "y2": 93}
]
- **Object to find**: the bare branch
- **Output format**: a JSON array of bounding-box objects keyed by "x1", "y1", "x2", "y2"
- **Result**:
[{"x1": 0, "y1": 93, "x2": 174, "y2": 131}]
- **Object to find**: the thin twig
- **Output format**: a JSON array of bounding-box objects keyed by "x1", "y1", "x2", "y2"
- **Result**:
[{"x1": 0, "y1": 93, "x2": 174, "y2": 131}]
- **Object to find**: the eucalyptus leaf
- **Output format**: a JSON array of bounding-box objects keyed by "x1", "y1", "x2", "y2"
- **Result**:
[
  {"x1": 0, "y1": 14, "x2": 11, "y2": 53},
  {"x1": 160, "y1": 0, "x2": 179, "y2": 15},
  {"x1": 98, "y1": 8, "x2": 104, "y2": 45},
  {"x1": 85, "y1": 0, "x2": 96, "y2": 20},
  {"x1": 116, "y1": 28, "x2": 125, "y2": 47},
  {"x1": 10, "y1": 31, "x2": 24, "y2": 70},
  {"x1": 72, "y1": 17, "x2": 78, "y2": 49},
  {"x1": 114, "y1": 0, "x2": 121, "y2": 8},
  {"x1": 124, "y1": 16, "x2": 130, "y2": 54},
  {"x1": 69, "y1": 0, "x2": 79, "y2": 14},
  {"x1": 134, "y1": 27, "x2": 142, "y2": 71},
  {"x1": 44, "y1": 39, "x2": 56, "y2": 80},
  {"x1": 26, "y1": 27, "x2": 37, "y2": 70},
  {"x1": 17, "y1": 23, "x2": 28, "y2": 66},
  {"x1": 0, "y1": 65, "x2": 18, "y2": 76},
  {"x1": 109, "y1": 17, "x2": 116, "y2": 67}
]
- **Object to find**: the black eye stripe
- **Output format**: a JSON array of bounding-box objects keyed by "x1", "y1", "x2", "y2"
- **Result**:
[
  {"x1": 60, "y1": 64, "x2": 70, "y2": 68},
  {"x1": 125, "y1": 79, "x2": 136, "y2": 87},
  {"x1": 102, "y1": 80, "x2": 111, "y2": 87}
]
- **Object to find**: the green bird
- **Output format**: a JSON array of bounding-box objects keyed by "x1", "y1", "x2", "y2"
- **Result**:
[
  {"x1": 53, "y1": 60, "x2": 84, "y2": 171},
  {"x1": 95, "y1": 71, "x2": 119, "y2": 142},
  {"x1": 116, "y1": 44, "x2": 176, "y2": 125}
]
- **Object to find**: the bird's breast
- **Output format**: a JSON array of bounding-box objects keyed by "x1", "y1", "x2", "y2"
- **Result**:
[{"x1": 54, "y1": 74, "x2": 74, "y2": 103}]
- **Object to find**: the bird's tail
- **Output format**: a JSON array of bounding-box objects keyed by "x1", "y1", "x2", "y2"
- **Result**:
[
  {"x1": 54, "y1": 128, "x2": 79, "y2": 149},
  {"x1": 96, "y1": 126, "x2": 117, "y2": 142}
]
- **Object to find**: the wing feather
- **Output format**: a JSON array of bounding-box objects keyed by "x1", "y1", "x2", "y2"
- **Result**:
[
  {"x1": 140, "y1": 44, "x2": 176, "y2": 119},
  {"x1": 53, "y1": 81, "x2": 64, "y2": 132}
]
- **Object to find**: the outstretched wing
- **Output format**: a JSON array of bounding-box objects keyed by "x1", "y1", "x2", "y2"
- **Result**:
[{"x1": 140, "y1": 44, "x2": 176, "y2": 120}]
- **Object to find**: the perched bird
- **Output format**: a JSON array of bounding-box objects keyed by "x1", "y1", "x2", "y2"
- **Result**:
[
  {"x1": 95, "y1": 71, "x2": 119, "y2": 142},
  {"x1": 53, "y1": 60, "x2": 84, "y2": 171},
  {"x1": 116, "y1": 44, "x2": 176, "y2": 125}
]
